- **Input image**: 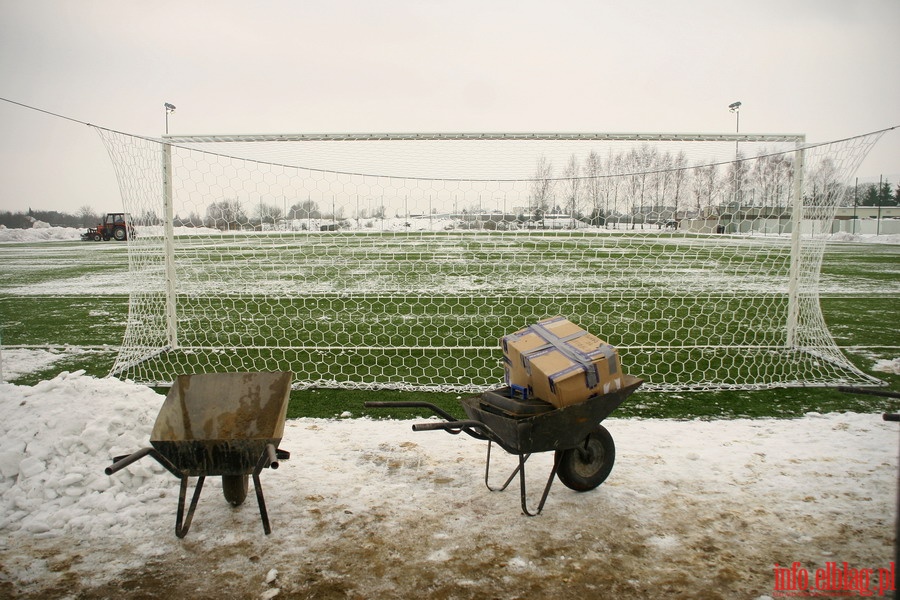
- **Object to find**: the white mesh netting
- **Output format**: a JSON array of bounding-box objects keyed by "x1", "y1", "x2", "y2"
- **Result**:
[{"x1": 96, "y1": 129, "x2": 885, "y2": 391}]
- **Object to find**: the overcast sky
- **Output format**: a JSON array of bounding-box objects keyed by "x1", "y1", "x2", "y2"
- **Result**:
[{"x1": 1, "y1": 0, "x2": 898, "y2": 215}]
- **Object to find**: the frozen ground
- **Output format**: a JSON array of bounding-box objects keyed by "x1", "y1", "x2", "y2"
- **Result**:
[
  {"x1": 2, "y1": 224, "x2": 899, "y2": 301},
  {"x1": 0, "y1": 351, "x2": 897, "y2": 599},
  {"x1": 2, "y1": 222, "x2": 900, "y2": 244}
]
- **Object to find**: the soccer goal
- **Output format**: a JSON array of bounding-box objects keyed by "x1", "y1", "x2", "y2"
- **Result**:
[{"x1": 95, "y1": 128, "x2": 886, "y2": 391}]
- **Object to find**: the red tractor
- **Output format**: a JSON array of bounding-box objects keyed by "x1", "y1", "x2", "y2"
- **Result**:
[{"x1": 81, "y1": 213, "x2": 134, "y2": 242}]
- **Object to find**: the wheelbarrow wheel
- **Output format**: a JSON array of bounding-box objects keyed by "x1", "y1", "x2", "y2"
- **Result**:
[
  {"x1": 222, "y1": 475, "x2": 249, "y2": 506},
  {"x1": 556, "y1": 424, "x2": 615, "y2": 492}
]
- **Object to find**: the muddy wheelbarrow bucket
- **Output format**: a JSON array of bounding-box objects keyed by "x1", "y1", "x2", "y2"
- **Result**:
[
  {"x1": 105, "y1": 371, "x2": 292, "y2": 537},
  {"x1": 366, "y1": 374, "x2": 643, "y2": 516}
]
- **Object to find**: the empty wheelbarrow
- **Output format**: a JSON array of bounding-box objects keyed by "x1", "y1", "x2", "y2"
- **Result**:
[
  {"x1": 105, "y1": 371, "x2": 292, "y2": 537},
  {"x1": 366, "y1": 374, "x2": 642, "y2": 515}
]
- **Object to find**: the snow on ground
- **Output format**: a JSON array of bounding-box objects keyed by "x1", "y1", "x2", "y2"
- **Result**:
[
  {"x1": 874, "y1": 358, "x2": 900, "y2": 375},
  {"x1": 0, "y1": 369, "x2": 897, "y2": 599},
  {"x1": 0, "y1": 348, "x2": 69, "y2": 381}
]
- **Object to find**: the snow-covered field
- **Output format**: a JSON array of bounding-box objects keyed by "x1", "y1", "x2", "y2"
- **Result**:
[
  {"x1": 0, "y1": 349, "x2": 897, "y2": 599},
  {"x1": 3, "y1": 222, "x2": 900, "y2": 245},
  {"x1": 3, "y1": 224, "x2": 899, "y2": 301}
]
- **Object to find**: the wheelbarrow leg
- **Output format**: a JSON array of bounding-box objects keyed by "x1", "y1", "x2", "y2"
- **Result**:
[
  {"x1": 252, "y1": 472, "x2": 271, "y2": 535},
  {"x1": 483, "y1": 441, "x2": 560, "y2": 516},
  {"x1": 251, "y1": 444, "x2": 278, "y2": 535},
  {"x1": 518, "y1": 451, "x2": 561, "y2": 517},
  {"x1": 484, "y1": 440, "x2": 527, "y2": 492},
  {"x1": 175, "y1": 475, "x2": 206, "y2": 538}
]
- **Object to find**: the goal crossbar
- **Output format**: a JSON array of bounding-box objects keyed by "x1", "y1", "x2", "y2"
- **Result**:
[{"x1": 163, "y1": 132, "x2": 806, "y2": 144}]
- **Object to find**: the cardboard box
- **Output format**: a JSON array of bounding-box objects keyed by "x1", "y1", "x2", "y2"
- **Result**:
[
  {"x1": 502, "y1": 316, "x2": 584, "y2": 388},
  {"x1": 501, "y1": 316, "x2": 622, "y2": 408}
]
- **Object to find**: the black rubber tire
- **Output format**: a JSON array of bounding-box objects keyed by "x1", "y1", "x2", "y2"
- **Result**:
[
  {"x1": 113, "y1": 226, "x2": 127, "y2": 241},
  {"x1": 556, "y1": 424, "x2": 616, "y2": 491},
  {"x1": 92, "y1": 233, "x2": 102, "y2": 241},
  {"x1": 222, "y1": 475, "x2": 249, "y2": 506}
]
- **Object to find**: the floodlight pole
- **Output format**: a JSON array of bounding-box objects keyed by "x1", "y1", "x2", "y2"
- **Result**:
[
  {"x1": 165, "y1": 102, "x2": 176, "y2": 134},
  {"x1": 729, "y1": 101, "x2": 741, "y2": 156}
]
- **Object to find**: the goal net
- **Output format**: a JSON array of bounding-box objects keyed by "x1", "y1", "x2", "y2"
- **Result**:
[{"x1": 95, "y1": 128, "x2": 886, "y2": 392}]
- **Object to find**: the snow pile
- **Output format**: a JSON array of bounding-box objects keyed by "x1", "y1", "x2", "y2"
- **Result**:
[
  {"x1": 0, "y1": 226, "x2": 223, "y2": 243},
  {"x1": 0, "y1": 372, "x2": 167, "y2": 537},
  {"x1": 873, "y1": 357, "x2": 900, "y2": 375},
  {"x1": 0, "y1": 225, "x2": 82, "y2": 242},
  {"x1": 0, "y1": 370, "x2": 896, "y2": 598},
  {"x1": 828, "y1": 231, "x2": 900, "y2": 245}
]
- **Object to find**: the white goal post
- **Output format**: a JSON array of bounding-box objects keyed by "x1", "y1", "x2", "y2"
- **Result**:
[{"x1": 95, "y1": 128, "x2": 886, "y2": 392}]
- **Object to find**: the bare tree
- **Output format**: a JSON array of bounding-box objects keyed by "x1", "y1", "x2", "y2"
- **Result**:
[
  {"x1": 206, "y1": 198, "x2": 247, "y2": 230},
  {"x1": 807, "y1": 157, "x2": 841, "y2": 208},
  {"x1": 749, "y1": 150, "x2": 793, "y2": 211},
  {"x1": 256, "y1": 202, "x2": 283, "y2": 226},
  {"x1": 289, "y1": 200, "x2": 321, "y2": 219},
  {"x1": 76, "y1": 205, "x2": 98, "y2": 227},
  {"x1": 655, "y1": 151, "x2": 674, "y2": 224},
  {"x1": 530, "y1": 156, "x2": 555, "y2": 225},
  {"x1": 670, "y1": 151, "x2": 688, "y2": 222},
  {"x1": 725, "y1": 152, "x2": 750, "y2": 206},
  {"x1": 563, "y1": 154, "x2": 581, "y2": 226},
  {"x1": 603, "y1": 150, "x2": 624, "y2": 227},
  {"x1": 623, "y1": 149, "x2": 643, "y2": 227},
  {"x1": 583, "y1": 150, "x2": 604, "y2": 225},
  {"x1": 691, "y1": 162, "x2": 720, "y2": 217},
  {"x1": 637, "y1": 145, "x2": 659, "y2": 226}
]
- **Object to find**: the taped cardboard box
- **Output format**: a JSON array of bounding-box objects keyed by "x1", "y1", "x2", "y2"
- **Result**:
[
  {"x1": 502, "y1": 316, "x2": 585, "y2": 388},
  {"x1": 502, "y1": 316, "x2": 622, "y2": 408}
]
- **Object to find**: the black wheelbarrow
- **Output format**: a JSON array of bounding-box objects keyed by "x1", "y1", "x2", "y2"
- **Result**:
[
  {"x1": 105, "y1": 371, "x2": 293, "y2": 537},
  {"x1": 366, "y1": 374, "x2": 643, "y2": 515}
]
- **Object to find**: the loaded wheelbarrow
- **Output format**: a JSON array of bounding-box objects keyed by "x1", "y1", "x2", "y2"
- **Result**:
[
  {"x1": 366, "y1": 374, "x2": 642, "y2": 515},
  {"x1": 105, "y1": 371, "x2": 293, "y2": 537}
]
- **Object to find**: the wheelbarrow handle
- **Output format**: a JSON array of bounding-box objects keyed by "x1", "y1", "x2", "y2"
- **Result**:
[
  {"x1": 412, "y1": 420, "x2": 492, "y2": 437},
  {"x1": 365, "y1": 401, "x2": 458, "y2": 423},
  {"x1": 266, "y1": 443, "x2": 279, "y2": 470},
  {"x1": 105, "y1": 447, "x2": 153, "y2": 475}
]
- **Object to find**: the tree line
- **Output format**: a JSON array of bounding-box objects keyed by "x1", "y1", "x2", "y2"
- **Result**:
[
  {"x1": 0, "y1": 206, "x2": 107, "y2": 230},
  {"x1": 527, "y1": 148, "x2": 899, "y2": 225}
]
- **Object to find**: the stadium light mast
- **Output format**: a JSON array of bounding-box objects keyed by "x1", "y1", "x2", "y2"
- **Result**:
[
  {"x1": 165, "y1": 102, "x2": 176, "y2": 134},
  {"x1": 729, "y1": 101, "x2": 741, "y2": 154},
  {"x1": 729, "y1": 101, "x2": 741, "y2": 132}
]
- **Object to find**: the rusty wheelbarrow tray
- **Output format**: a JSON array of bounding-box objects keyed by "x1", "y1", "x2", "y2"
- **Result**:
[
  {"x1": 366, "y1": 374, "x2": 643, "y2": 515},
  {"x1": 105, "y1": 371, "x2": 292, "y2": 537}
]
